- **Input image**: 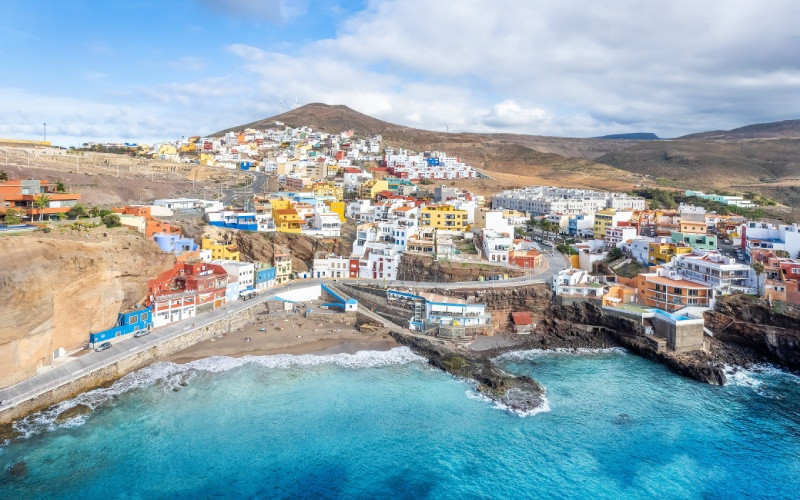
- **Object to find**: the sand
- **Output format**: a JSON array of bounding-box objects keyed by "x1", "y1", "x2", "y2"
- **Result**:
[{"x1": 168, "y1": 313, "x2": 398, "y2": 364}]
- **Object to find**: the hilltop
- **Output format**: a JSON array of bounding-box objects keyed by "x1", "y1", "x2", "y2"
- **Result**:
[{"x1": 215, "y1": 104, "x2": 800, "y2": 217}]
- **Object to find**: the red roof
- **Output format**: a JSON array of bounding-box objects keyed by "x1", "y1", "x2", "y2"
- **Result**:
[
  {"x1": 343, "y1": 167, "x2": 362, "y2": 174},
  {"x1": 511, "y1": 311, "x2": 532, "y2": 326}
]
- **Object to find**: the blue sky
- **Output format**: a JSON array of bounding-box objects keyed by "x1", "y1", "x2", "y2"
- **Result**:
[{"x1": 3, "y1": 0, "x2": 800, "y2": 146}]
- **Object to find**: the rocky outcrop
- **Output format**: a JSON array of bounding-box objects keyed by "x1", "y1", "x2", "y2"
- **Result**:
[
  {"x1": 54, "y1": 403, "x2": 92, "y2": 424},
  {"x1": 0, "y1": 229, "x2": 175, "y2": 389},
  {"x1": 234, "y1": 229, "x2": 352, "y2": 272},
  {"x1": 706, "y1": 296, "x2": 800, "y2": 371},
  {"x1": 390, "y1": 331, "x2": 546, "y2": 414},
  {"x1": 397, "y1": 254, "x2": 523, "y2": 283}
]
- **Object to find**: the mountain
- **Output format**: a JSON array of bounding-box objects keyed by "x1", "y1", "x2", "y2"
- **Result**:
[
  {"x1": 678, "y1": 119, "x2": 800, "y2": 140},
  {"x1": 215, "y1": 104, "x2": 800, "y2": 218},
  {"x1": 594, "y1": 133, "x2": 660, "y2": 140}
]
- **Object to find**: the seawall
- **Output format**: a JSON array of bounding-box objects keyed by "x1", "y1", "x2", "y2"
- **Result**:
[{"x1": 0, "y1": 306, "x2": 257, "y2": 426}]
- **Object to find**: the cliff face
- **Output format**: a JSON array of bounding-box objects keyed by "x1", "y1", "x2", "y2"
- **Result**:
[
  {"x1": 0, "y1": 230, "x2": 174, "y2": 389},
  {"x1": 397, "y1": 254, "x2": 524, "y2": 283},
  {"x1": 706, "y1": 296, "x2": 800, "y2": 371}
]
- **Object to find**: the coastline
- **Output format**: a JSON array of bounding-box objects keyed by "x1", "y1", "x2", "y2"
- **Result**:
[{"x1": 166, "y1": 314, "x2": 398, "y2": 363}]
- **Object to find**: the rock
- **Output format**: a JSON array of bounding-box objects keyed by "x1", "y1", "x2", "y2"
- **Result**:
[
  {"x1": 0, "y1": 423, "x2": 20, "y2": 442},
  {"x1": 54, "y1": 404, "x2": 92, "y2": 424},
  {"x1": 8, "y1": 461, "x2": 27, "y2": 478},
  {"x1": 391, "y1": 331, "x2": 546, "y2": 413}
]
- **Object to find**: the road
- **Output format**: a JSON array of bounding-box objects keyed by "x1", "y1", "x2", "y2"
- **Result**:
[
  {"x1": 0, "y1": 253, "x2": 566, "y2": 415},
  {"x1": 220, "y1": 171, "x2": 269, "y2": 207}
]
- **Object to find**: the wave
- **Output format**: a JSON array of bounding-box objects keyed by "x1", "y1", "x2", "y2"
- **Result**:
[
  {"x1": 465, "y1": 388, "x2": 551, "y2": 417},
  {"x1": 722, "y1": 363, "x2": 800, "y2": 398},
  {"x1": 10, "y1": 347, "x2": 425, "y2": 442},
  {"x1": 497, "y1": 347, "x2": 627, "y2": 362}
]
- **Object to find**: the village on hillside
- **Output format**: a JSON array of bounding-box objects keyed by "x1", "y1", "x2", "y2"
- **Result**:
[{"x1": 1, "y1": 122, "x2": 798, "y2": 371}]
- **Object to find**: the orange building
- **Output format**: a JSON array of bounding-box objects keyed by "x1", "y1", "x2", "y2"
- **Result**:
[
  {"x1": 509, "y1": 248, "x2": 543, "y2": 269},
  {"x1": 632, "y1": 272, "x2": 713, "y2": 312},
  {"x1": 0, "y1": 179, "x2": 80, "y2": 221}
]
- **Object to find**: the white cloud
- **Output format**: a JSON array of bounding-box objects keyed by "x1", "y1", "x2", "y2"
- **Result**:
[{"x1": 8, "y1": 0, "x2": 800, "y2": 144}]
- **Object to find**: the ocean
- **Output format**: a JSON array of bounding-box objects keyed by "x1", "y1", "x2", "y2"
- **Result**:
[{"x1": 1, "y1": 347, "x2": 799, "y2": 499}]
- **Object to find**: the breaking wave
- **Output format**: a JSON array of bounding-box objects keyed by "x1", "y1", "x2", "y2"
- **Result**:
[
  {"x1": 10, "y1": 347, "x2": 425, "y2": 441},
  {"x1": 722, "y1": 363, "x2": 800, "y2": 398},
  {"x1": 465, "y1": 388, "x2": 551, "y2": 417},
  {"x1": 497, "y1": 347, "x2": 627, "y2": 362}
]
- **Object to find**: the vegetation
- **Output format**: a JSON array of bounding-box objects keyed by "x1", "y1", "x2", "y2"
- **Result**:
[
  {"x1": 605, "y1": 247, "x2": 624, "y2": 262},
  {"x1": 0, "y1": 171, "x2": 7, "y2": 181},
  {"x1": 32, "y1": 194, "x2": 51, "y2": 221},
  {"x1": 3, "y1": 208, "x2": 23, "y2": 225},
  {"x1": 55, "y1": 181, "x2": 67, "y2": 193},
  {"x1": 68, "y1": 204, "x2": 90, "y2": 219},
  {"x1": 632, "y1": 187, "x2": 767, "y2": 219},
  {"x1": 101, "y1": 213, "x2": 121, "y2": 228},
  {"x1": 775, "y1": 250, "x2": 790, "y2": 258}
]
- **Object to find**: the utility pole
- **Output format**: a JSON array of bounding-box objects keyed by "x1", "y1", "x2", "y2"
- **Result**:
[{"x1": 43, "y1": 122, "x2": 46, "y2": 142}]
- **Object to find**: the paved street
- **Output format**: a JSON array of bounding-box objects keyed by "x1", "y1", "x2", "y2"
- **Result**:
[{"x1": 0, "y1": 253, "x2": 567, "y2": 415}]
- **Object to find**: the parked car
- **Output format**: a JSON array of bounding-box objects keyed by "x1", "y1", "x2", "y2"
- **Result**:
[
  {"x1": 95, "y1": 342, "x2": 112, "y2": 352},
  {"x1": 133, "y1": 330, "x2": 150, "y2": 338}
]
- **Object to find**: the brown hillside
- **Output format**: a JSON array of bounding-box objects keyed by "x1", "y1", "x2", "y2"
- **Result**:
[
  {"x1": 0, "y1": 228, "x2": 175, "y2": 389},
  {"x1": 679, "y1": 120, "x2": 800, "y2": 140}
]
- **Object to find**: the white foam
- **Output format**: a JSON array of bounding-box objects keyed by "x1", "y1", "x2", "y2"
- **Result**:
[
  {"x1": 722, "y1": 363, "x2": 800, "y2": 399},
  {"x1": 498, "y1": 347, "x2": 627, "y2": 362},
  {"x1": 9, "y1": 347, "x2": 425, "y2": 442},
  {"x1": 465, "y1": 387, "x2": 551, "y2": 417}
]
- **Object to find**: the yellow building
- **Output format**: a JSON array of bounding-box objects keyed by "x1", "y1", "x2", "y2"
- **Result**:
[
  {"x1": 157, "y1": 144, "x2": 178, "y2": 156},
  {"x1": 360, "y1": 179, "x2": 389, "y2": 199},
  {"x1": 420, "y1": 204, "x2": 469, "y2": 231},
  {"x1": 201, "y1": 238, "x2": 240, "y2": 261},
  {"x1": 593, "y1": 208, "x2": 617, "y2": 239},
  {"x1": 273, "y1": 208, "x2": 303, "y2": 233},
  {"x1": 199, "y1": 153, "x2": 215, "y2": 166},
  {"x1": 274, "y1": 252, "x2": 293, "y2": 284},
  {"x1": 326, "y1": 200, "x2": 346, "y2": 222},
  {"x1": 648, "y1": 242, "x2": 692, "y2": 266},
  {"x1": 312, "y1": 182, "x2": 343, "y2": 201},
  {"x1": 268, "y1": 198, "x2": 293, "y2": 211}
]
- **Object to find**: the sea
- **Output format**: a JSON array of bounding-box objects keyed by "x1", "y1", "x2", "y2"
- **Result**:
[{"x1": 1, "y1": 347, "x2": 799, "y2": 499}]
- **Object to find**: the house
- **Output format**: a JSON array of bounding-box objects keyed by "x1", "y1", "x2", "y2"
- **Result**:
[
  {"x1": 255, "y1": 264, "x2": 277, "y2": 290},
  {"x1": 552, "y1": 269, "x2": 607, "y2": 298},
  {"x1": 420, "y1": 293, "x2": 490, "y2": 328},
  {"x1": 154, "y1": 233, "x2": 198, "y2": 256},
  {"x1": 89, "y1": 306, "x2": 152, "y2": 347},
  {"x1": 273, "y1": 208, "x2": 304, "y2": 233},
  {"x1": 420, "y1": 204, "x2": 469, "y2": 231},
  {"x1": 632, "y1": 268, "x2": 714, "y2": 312},
  {"x1": 0, "y1": 179, "x2": 81, "y2": 221},
  {"x1": 648, "y1": 241, "x2": 692, "y2": 266},
  {"x1": 274, "y1": 252, "x2": 292, "y2": 284},
  {"x1": 741, "y1": 221, "x2": 800, "y2": 260},
  {"x1": 509, "y1": 248, "x2": 543, "y2": 270},
  {"x1": 213, "y1": 260, "x2": 255, "y2": 295},
  {"x1": 482, "y1": 229, "x2": 512, "y2": 263},
  {"x1": 594, "y1": 209, "x2": 633, "y2": 240},
  {"x1": 313, "y1": 253, "x2": 350, "y2": 279},
  {"x1": 511, "y1": 311, "x2": 534, "y2": 334},
  {"x1": 311, "y1": 212, "x2": 341, "y2": 237},
  {"x1": 147, "y1": 262, "x2": 229, "y2": 327},
  {"x1": 604, "y1": 226, "x2": 637, "y2": 249},
  {"x1": 670, "y1": 252, "x2": 758, "y2": 295},
  {"x1": 201, "y1": 238, "x2": 240, "y2": 261}
]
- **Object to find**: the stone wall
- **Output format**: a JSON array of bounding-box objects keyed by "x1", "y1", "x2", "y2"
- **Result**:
[{"x1": 0, "y1": 306, "x2": 258, "y2": 425}]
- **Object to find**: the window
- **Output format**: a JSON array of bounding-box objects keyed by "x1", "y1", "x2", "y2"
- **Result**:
[{"x1": 129, "y1": 317, "x2": 136, "y2": 325}]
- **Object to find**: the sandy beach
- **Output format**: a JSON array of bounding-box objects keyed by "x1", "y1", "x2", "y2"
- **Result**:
[{"x1": 168, "y1": 312, "x2": 398, "y2": 364}]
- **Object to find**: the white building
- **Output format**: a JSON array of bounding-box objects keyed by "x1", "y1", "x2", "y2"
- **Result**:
[
  {"x1": 492, "y1": 186, "x2": 645, "y2": 216},
  {"x1": 482, "y1": 229, "x2": 513, "y2": 263},
  {"x1": 552, "y1": 269, "x2": 608, "y2": 297},
  {"x1": 312, "y1": 212, "x2": 342, "y2": 237},
  {"x1": 358, "y1": 245, "x2": 401, "y2": 280},
  {"x1": 421, "y1": 293, "x2": 490, "y2": 327},
  {"x1": 604, "y1": 226, "x2": 637, "y2": 249},
  {"x1": 741, "y1": 221, "x2": 800, "y2": 259},
  {"x1": 213, "y1": 260, "x2": 256, "y2": 293},
  {"x1": 312, "y1": 254, "x2": 350, "y2": 279},
  {"x1": 670, "y1": 252, "x2": 758, "y2": 295}
]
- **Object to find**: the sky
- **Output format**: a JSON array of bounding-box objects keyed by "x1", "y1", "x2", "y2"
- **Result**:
[{"x1": 2, "y1": 0, "x2": 800, "y2": 146}]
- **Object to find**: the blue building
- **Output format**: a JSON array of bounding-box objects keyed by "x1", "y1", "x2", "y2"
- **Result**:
[
  {"x1": 256, "y1": 266, "x2": 277, "y2": 290},
  {"x1": 207, "y1": 210, "x2": 258, "y2": 231},
  {"x1": 89, "y1": 306, "x2": 152, "y2": 346},
  {"x1": 153, "y1": 233, "x2": 198, "y2": 255}
]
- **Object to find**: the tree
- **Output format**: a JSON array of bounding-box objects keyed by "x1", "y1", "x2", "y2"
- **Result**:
[
  {"x1": 3, "y1": 208, "x2": 23, "y2": 225},
  {"x1": 606, "y1": 246, "x2": 624, "y2": 262},
  {"x1": 33, "y1": 194, "x2": 51, "y2": 221},
  {"x1": 67, "y1": 204, "x2": 90, "y2": 219},
  {"x1": 751, "y1": 261, "x2": 765, "y2": 296},
  {"x1": 514, "y1": 226, "x2": 526, "y2": 239},
  {"x1": 775, "y1": 250, "x2": 790, "y2": 258},
  {"x1": 56, "y1": 181, "x2": 66, "y2": 193},
  {"x1": 0, "y1": 171, "x2": 7, "y2": 181},
  {"x1": 102, "y1": 213, "x2": 121, "y2": 228}
]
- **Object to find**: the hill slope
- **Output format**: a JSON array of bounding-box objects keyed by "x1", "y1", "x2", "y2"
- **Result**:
[{"x1": 679, "y1": 120, "x2": 800, "y2": 140}]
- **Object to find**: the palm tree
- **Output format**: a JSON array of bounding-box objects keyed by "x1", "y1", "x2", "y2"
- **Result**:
[
  {"x1": 33, "y1": 194, "x2": 50, "y2": 221},
  {"x1": 751, "y1": 261, "x2": 765, "y2": 296}
]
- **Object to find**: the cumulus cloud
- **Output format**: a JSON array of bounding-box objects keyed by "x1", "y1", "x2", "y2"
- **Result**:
[{"x1": 8, "y1": 0, "x2": 800, "y2": 144}]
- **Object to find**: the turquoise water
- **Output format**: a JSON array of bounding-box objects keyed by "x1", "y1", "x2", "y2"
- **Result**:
[{"x1": 1, "y1": 347, "x2": 799, "y2": 499}]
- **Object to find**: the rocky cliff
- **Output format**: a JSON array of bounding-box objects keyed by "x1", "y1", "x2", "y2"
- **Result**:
[
  {"x1": 0, "y1": 229, "x2": 174, "y2": 389},
  {"x1": 706, "y1": 296, "x2": 800, "y2": 371},
  {"x1": 397, "y1": 254, "x2": 523, "y2": 283}
]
